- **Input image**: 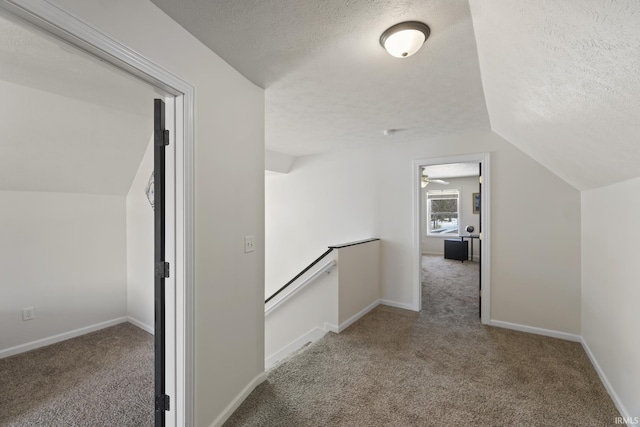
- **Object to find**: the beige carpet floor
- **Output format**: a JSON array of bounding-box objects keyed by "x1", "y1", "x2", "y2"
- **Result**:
[
  {"x1": 224, "y1": 255, "x2": 620, "y2": 426},
  {"x1": 0, "y1": 322, "x2": 154, "y2": 426}
]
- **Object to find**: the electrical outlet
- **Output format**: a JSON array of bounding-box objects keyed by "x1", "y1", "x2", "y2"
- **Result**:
[
  {"x1": 23, "y1": 306, "x2": 35, "y2": 321},
  {"x1": 244, "y1": 236, "x2": 255, "y2": 253}
]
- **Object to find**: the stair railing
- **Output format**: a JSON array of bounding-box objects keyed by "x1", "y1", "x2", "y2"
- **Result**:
[
  {"x1": 265, "y1": 248, "x2": 334, "y2": 304},
  {"x1": 265, "y1": 238, "x2": 380, "y2": 307}
]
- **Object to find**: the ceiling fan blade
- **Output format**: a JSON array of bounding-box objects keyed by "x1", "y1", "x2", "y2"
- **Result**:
[{"x1": 431, "y1": 179, "x2": 449, "y2": 185}]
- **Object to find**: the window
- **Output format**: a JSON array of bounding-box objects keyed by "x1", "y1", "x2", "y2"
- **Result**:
[{"x1": 426, "y1": 189, "x2": 460, "y2": 235}]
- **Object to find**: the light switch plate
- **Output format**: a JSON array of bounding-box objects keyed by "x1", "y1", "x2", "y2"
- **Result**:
[{"x1": 244, "y1": 236, "x2": 255, "y2": 253}]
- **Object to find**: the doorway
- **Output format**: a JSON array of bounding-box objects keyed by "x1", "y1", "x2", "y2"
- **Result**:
[
  {"x1": 0, "y1": 2, "x2": 194, "y2": 425},
  {"x1": 420, "y1": 162, "x2": 480, "y2": 321},
  {"x1": 412, "y1": 154, "x2": 491, "y2": 324}
]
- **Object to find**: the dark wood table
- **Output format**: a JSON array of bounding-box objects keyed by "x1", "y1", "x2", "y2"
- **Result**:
[{"x1": 459, "y1": 234, "x2": 480, "y2": 261}]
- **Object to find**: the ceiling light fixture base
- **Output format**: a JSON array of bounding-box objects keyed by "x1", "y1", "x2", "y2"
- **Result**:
[{"x1": 380, "y1": 21, "x2": 430, "y2": 58}]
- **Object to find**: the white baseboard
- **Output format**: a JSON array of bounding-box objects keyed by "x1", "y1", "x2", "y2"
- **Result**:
[
  {"x1": 0, "y1": 317, "x2": 128, "y2": 359},
  {"x1": 486, "y1": 320, "x2": 635, "y2": 420},
  {"x1": 209, "y1": 372, "x2": 267, "y2": 427},
  {"x1": 488, "y1": 319, "x2": 581, "y2": 342},
  {"x1": 325, "y1": 322, "x2": 339, "y2": 333},
  {"x1": 380, "y1": 299, "x2": 415, "y2": 311},
  {"x1": 422, "y1": 252, "x2": 479, "y2": 262},
  {"x1": 127, "y1": 316, "x2": 154, "y2": 335},
  {"x1": 422, "y1": 251, "x2": 443, "y2": 256},
  {"x1": 336, "y1": 300, "x2": 381, "y2": 333},
  {"x1": 265, "y1": 327, "x2": 327, "y2": 370},
  {"x1": 325, "y1": 300, "x2": 385, "y2": 334},
  {"x1": 581, "y1": 337, "x2": 632, "y2": 423}
]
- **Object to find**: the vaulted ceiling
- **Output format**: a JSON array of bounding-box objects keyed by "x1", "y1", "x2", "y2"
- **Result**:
[
  {"x1": 151, "y1": 0, "x2": 640, "y2": 191},
  {"x1": 470, "y1": 0, "x2": 640, "y2": 190},
  {"x1": 3, "y1": 2, "x2": 637, "y2": 193}
]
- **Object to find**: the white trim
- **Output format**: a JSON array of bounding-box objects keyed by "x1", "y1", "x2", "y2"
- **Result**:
[
  {"x1": 265, "y1": 327, "x2": 327, "y2": 370},
  {"x1": 208, "y1": 372, "x2": 268, "y2": 427},
  {"x1": 324, "y1": 322, "x2": 339, "y2": 333},
  {"x1": 0, "y1": 2, "x2": 196, "y2": 425},
  {"x1": 128, "y1": 316, "x2": 154, "y2": 335},
  {"x1": 488, "y1": 320, "x2": 581, "y2": 342},
  {"x1": 380, "y1": 299, "x2": 415, "y2": 311},
  {"x1": 0, "y1": 317, "x2": 127, "y2": 359},
  {"x1": 1, "y1": 0, "x2": 183, "y2": 97},
  {"x1": 336, "y1": 300, "x2": 380, "y2": 333},
  {"x1": 581, "y1": 337, "x2": 633, "y2": 422},
  {"x1": 265, "y1": 260, "x2": 336, "y2": 316},
  {"x1": 413, "y1": 153, "x2": 491, "y2": 322},
  {"x1": 326, "y1": 300, "x2": 384, "y2": 333}
]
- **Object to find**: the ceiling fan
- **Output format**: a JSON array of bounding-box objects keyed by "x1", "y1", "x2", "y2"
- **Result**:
[{"x1": 421, "y1": 169, "x2": 449, "y2": 188}]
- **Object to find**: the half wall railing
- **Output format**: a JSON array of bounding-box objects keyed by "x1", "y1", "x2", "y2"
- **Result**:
[
  {"x1": 265, "y1": 238, "x2": 380, "y2": 368},
  {"x1": 265, "y1": 248, "x2": 334, "y2": 304}
]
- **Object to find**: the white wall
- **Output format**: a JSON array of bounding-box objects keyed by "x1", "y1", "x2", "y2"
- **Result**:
[
  {"x1": 0, "y1": 79, "x2": 152, "y2": 195},
  {"x1": 337, "y1": 240, "x2": 380, "y2": 325},
  {"x1": 50, "y1": 1, "x2": 266, "y2": 425},
  {"x1": 265, "y1": 151, "x2": 378, "y2": 297},
  {"x1": 266, "y1": 131, "x2": 582, "y2": 334},
  {"x1": 582, "y1": 177, "x2": 640, "y2": 420},
  {"x1": 0, "y1": 191, "x2": 127, "y2": 353},
  {"x1": 265, "y1": 239, "x2": 379, "y2": 367},
  {"x1": 421, "y1": 175, "x2": 480, "y2": 257},
  {"x1": 265, "y1": 265, "x2": 337, "y2": 363},
  {"x1": 126, "y1": 137, "x2": 154, "y2": 332}
]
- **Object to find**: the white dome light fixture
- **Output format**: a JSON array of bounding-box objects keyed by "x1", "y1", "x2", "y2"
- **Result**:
[{"x1": 380, "y1": 21, "x2": 430, "y2": 58}]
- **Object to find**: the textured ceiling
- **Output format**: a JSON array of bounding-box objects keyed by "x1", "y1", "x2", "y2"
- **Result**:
[
  {"x1": 151, "y1": 0, "x2": 640, "y2": 190},
  {"x1": 470, "y1": 0, "x2": 640, "y2": 190},
  {"x1": 151, "y1": 0, "x2": 490, "y2": 156},
  {"x1": 0, "y1": 13, "x2": 157, "y2": 195}
]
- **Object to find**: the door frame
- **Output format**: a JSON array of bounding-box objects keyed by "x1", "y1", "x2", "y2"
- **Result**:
[
  {"x1": 412, "y1": 153, "x2": 491, "y2": 324},
  {"x1": 0, "y1": 1, "x2": 195, "y2": 425}
]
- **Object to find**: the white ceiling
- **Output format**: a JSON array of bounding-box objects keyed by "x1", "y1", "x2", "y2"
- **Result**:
[
  {"x1": 0, "y1": 12, "x2": 158, "y2": 195},
  {"x1": 151, "y1": 0, "x2": 640, "y2": 190},
  {"x1": 151, "y1": 0, "x2": 490, "y2": 157},
  {"x1": 469, "y1": 0, "x2": 640, "y2": 191},
  {"x1": 424, "y1": 163, "x2": 479, "y2": 179}
]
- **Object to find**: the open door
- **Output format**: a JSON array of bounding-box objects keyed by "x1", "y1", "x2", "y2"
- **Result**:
[
  {"x1": 154, "y1": 99, "x2": 170, "y2": 426},
  {"x1": 478, "y1": 163, "x2": 482, "y2": 318}
]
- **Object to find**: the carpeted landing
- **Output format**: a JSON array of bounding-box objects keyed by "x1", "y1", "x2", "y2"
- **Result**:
[
  {"x1": 224, "y1": 255, "x2": 619, "y2": 426},
  {"x1": 0, "y1": 322, "x2": 153, "y2": 426}
]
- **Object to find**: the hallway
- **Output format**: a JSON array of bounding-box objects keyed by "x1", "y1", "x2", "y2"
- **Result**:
[{"x1": 225, "y1": 256, "x2": 618, "y2": 426}]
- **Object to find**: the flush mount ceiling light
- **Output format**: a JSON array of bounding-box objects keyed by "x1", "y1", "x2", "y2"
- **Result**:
[{"x1": 380, "y1": 21, "x2": 430, "y2": 58}]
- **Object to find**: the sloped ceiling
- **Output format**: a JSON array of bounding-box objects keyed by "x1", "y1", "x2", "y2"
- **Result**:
[
  {"x1": 151, "y1": 0, "x2": 490, "y2": 156},
  {"x1": 152, "y1": 0, "x2": 639, "y2": 190},
  {"x1": 470, "y1": 0, "x2": 640, "y2": 190},
  {"x1": 0, "y1": 13, "x2": 157, "y2": 195}
]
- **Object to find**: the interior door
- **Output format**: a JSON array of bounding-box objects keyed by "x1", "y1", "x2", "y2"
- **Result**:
[
  {"x1": 154, "y1": 99, "x2": 169, "y2": 426},
  {"x1": 478, "y1": 162, "x2": 482, "y2": 318}
]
